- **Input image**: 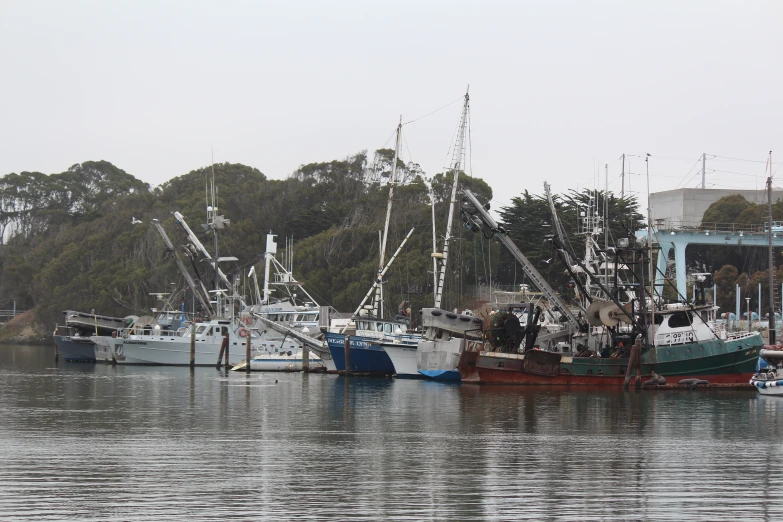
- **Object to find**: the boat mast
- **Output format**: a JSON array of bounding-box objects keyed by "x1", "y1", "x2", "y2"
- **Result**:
[
  {"x1": 646, "y1": 154, "x2": 655, "y2": 345},
  {"x1": 263, "y1": 233, "x2": 276, "y2": 304},
  {"x1": 429, "y1": 183, "x2": 439, "y2": 302},
  {"x1": 434, "y1": 88, "x2": 469, "y2": 309},
  {"x1": 768, "y1": 150, "x2": 776, "y2": 344},
  {"x1": 373, "y1": 117, "x2": 402, "y2": 318}
]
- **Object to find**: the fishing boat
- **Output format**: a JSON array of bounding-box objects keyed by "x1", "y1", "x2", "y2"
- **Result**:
[
  {"x1": 414, "y1": 308, "x2": 483, "y2": 380},
  {"x1": 325, "y1": 117, "x2": 422, "y2": 375},
  {"x1": 409, "y1": 89, "x2": 472, "y2": 381},
  {"x1": 453, "y1": 183, "x2": 764, "y2": 386},
  {"x1": 458, "y1": 303, "x2": 762, "y2": 385},
  {"x1": 244, "y1": 233, "x2": 332, "y2": 367},
  {"x1": 326, "y1": 316, "x2": 417, "y2": 374},
  {"x1": 110, "y1": 317, "x2": 250, "y2": 366},
  {"x1": 53, "y1": 310, "x2": 130, "y2": 362}
]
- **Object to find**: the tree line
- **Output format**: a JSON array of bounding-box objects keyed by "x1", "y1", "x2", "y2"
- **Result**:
[{"x1": 0, "y1": 155, "x2": 653, "y2": 330}]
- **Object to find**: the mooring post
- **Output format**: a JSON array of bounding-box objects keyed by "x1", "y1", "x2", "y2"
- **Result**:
[
  {"x1": 217, "y1": 336, "x2": 227, "y2": 369},
  {"x1": 54, "y1": 340, "x2": 59, "y2": 363},
  {"x1": 624, "y1": 338, "x2": 642, "y2": 390},
  {"x1": 303, "y1": 345, "x2": 310, "y2": 373},
  {"x1": 245, "y1": 329, "x2": 251, "y2": 373},
  {"x1": 344, "y1": 335, "x2": 351, "y2": 374},
  {"x1": 190, "y1": 322, "x2": 196, "y2": 368},
  {"x1": 224, "y1": 331, "x2": 230, "y2": 369}
]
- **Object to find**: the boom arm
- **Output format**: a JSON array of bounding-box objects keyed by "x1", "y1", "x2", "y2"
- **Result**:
[
  {"x1": 173, "y1": 211, "x2": 246, "y2": 308},
  {"x1": 151, "y1": 219, "x2": 215, "y2": 317},
  {"x1": 461, "y1": 189, "x2": 584, "y2": 332}
]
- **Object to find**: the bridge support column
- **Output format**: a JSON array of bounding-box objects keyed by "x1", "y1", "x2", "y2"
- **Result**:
[
  {"x1": 655, "y1": 242, "x2": 671, "y2": 299},
  {"x1": 674, "y1": 241, "x2": 688, "y2": 301}
]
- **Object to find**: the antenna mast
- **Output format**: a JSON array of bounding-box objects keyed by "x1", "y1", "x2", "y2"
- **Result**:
[
  {"x1": 434, "y1": 88, "x2": 469, "y2": 309},
  {"x1": 373, "y1": 116, "x2": 402, "y2": 318},
  {"x1": 769, "y1": 151, "x2": 776, "y2": 344}
]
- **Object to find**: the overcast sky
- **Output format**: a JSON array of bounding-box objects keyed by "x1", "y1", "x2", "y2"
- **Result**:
[{"x1": 1, "y1": 0, "x2": 781, "y2": 213}]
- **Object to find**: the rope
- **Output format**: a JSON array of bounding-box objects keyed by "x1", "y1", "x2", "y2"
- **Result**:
[{"x1": 402, "y1": 96, "x2": 463, "y2": 126}]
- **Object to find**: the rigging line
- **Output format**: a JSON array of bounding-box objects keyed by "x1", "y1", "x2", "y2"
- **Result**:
[
  {"x1": 468, "y1": 107, "x2": 473, "y2": 177},
  {"x1": 707, "y1": 168, "x2": 765, "y2": 177},
  {"x1": 441, "y1": 115, "x2": 461, "y2": 173},
  {"x1": 711, "y1": 154, "x2": 783, "y2": 165},
  {"x1": 402, "y1": 96, "x2": 463, "y2": 126},
  {"x1": 703, "y1": 180, "x2": 777, "y2": 189}
]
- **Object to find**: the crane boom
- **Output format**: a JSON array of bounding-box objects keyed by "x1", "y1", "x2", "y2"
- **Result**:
[
  {"x1": 461, "y1": 189, "x2": 583, "y2": 332},
  {"x1": 151, "y1": 219, "x2": 215, "y2": 317}
]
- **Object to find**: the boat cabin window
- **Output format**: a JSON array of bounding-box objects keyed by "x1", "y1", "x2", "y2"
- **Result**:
[
  {"x1": 384, "y1": 323, "x2": 392, "y2": 333},
  {"x1": 269, "y1": 314, "x2": 278, "y2": 321},
  {"x1": 376, "y1": 322, "x2": 383, "y2": 332},
  {"x1": 668, "y1": 311, "x2": 693, "y2": 328},
  {"x1": 654, "y1": 314, "x2": 664, "y2": 325},
  {"x1": 196, "y1": 325, "x2": 208, "y2": 335}
]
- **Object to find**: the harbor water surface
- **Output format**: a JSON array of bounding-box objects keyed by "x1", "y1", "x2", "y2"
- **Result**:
[{"x1": 1, "y1": 344, "x2": 782, "y2": 521}]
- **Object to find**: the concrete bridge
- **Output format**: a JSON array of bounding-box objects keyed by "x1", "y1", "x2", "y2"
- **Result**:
[{"x1": 637, "y1": 221, "x2": 783, "y2": 298}]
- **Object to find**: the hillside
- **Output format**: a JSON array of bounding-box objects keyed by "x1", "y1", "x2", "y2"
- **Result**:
[{"x1": 0, "y1": 155, "x2": 645, "y2": 339}]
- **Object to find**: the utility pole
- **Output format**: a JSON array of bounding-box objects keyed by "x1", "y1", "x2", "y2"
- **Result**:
[
  {"x1": 702, "y1": 153, "x2": 706, "y2": 189},
  {"x1": 620, "y1": 154, "x2": 625, "y2": 198},
  {"x1": 646, "y1": 154, "x2": 654, "y2": 345},
  {"x1": 604, "y1": 163, "x2": 609, "y2": 252},
  {"x1": 769, "y1": 151, "x2": 776, "y2": 344}
]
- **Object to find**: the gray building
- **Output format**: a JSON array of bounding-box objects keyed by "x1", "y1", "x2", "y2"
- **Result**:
[{"x1": 649, "y1": 188, "x2": 783, "y2": 227}]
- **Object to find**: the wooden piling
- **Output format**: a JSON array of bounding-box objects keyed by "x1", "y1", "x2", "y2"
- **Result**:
[
  {"x1": 245, "y1": 329, "x2": 251, "y2": 373},
  {"x1": 217, "y1": 336, "x2": 227, "y2": 369},
  {"x1": 623, "y1": 340, "x2": 642, "y2": 390},
  {"x1": 344, "y1": 335, "x2": 351, "y2": 374},
  {"x1": 190, "y1": 322, "x2": 196, "y2": 368},
  {"x1": 224, "y1": 332, "x2": 230, "y2": 369},
  {"x1": 54, "y1": 340, "x2": 59, "y2": 363},
  {"x1": 302, "y1": 345, "x2": 310, "y2": 372}
]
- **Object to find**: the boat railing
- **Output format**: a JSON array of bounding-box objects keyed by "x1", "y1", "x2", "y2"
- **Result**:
[
  {"x1": 653, "y1": 220, "x2": 768, "y2": 233},
  {"x1": 118, "y1": 326, "x2": 188, "y2": 338},
  {"x1": 724, "y1": 330, "x2": 761, "y2": 341},
  {"x1": 53, "y1": 325, "x2": 81, "y2": 337}
]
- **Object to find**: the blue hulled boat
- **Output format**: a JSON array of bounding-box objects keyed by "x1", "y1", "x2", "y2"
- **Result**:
[{"x1": 326, "y1": 317, "x2": 420, "y2": 374}]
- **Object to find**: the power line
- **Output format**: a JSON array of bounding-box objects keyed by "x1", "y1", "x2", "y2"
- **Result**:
[{"x1": 710, "y1": 154, "x2": 783, "y2": 165}]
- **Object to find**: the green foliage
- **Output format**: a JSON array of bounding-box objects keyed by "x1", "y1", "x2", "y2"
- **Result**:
[
  {"x1": 0, "y1": 154, "x2": 503, "y2": 329},
  {"x1": 494, "y1": 188, "x2": 645, "y2": 292},
  {"x1": 689, "y1": 195, "x2": 783, "y2": 275}
]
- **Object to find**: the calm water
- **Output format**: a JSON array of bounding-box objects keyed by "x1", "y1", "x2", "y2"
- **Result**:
[{"x1": 1, "y1": 345, "x2": 783, "y2": 521}]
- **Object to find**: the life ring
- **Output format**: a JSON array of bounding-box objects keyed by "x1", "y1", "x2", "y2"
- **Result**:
[
  {"x1": 239, "y1": 328, "x2": 248, "y2": 338},
  {"x1": 242, "y1": 316, "x2": 252, "y2": 326}
]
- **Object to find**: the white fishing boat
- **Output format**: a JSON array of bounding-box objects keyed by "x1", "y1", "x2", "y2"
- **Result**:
[
  {"x1": 413, "y1": 89, "x2": 476, "y2": 381},
  {"x1": 414, "y1": 308, "x2": 483, "y2": 381},
  {"x1": 109, "y1": 318, "x2": 252, "y2": 366},
  {"x1": 243, "y1": 233, "x2": 335, "y2": 368}
]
